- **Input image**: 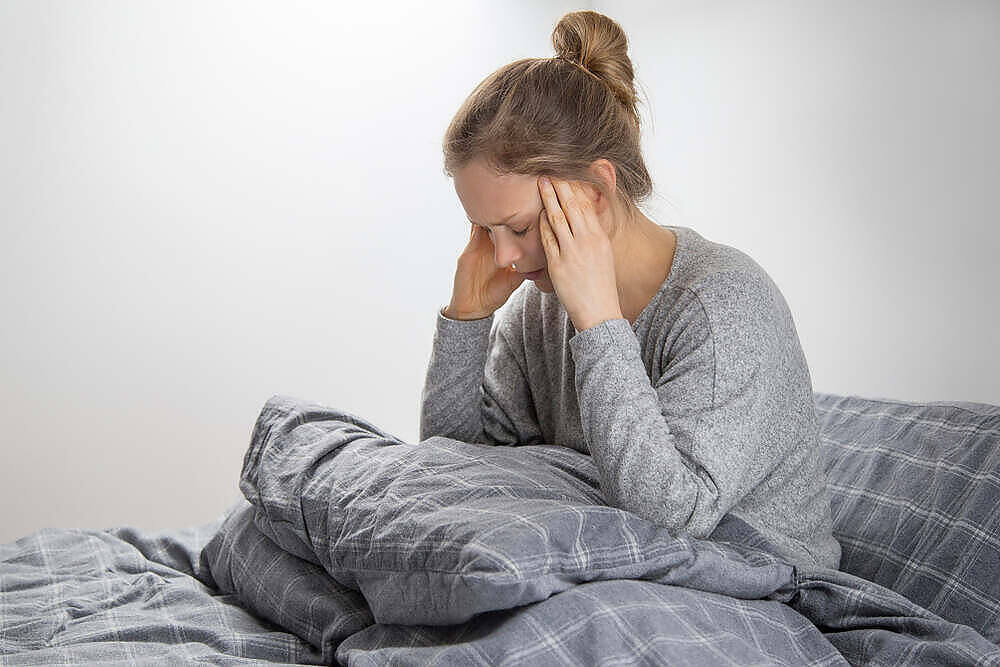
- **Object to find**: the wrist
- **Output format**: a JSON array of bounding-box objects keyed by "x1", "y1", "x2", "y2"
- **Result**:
[{"x1": 442, "y1": 305, "x2": 493, "y2": 321}]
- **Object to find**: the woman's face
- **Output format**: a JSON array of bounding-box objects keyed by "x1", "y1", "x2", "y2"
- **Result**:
[{"x1": 453, "y1": 157, "x2": 554, "y2": 292}]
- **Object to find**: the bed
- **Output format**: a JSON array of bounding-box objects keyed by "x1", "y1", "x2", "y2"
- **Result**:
[{"x1": 2, "y1": 391, "x2": 998, "y2": 665}]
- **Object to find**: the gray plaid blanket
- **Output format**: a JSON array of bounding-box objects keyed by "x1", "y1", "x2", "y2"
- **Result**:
[{"x1": 2, "y1": 393, "x2": 998, "y2": 665}]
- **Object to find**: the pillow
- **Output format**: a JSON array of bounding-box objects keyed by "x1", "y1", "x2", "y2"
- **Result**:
[
  {"x1": 238, "y1": 394, "x2": 798, "y2": 626},
  {"x1": 814, "y1": 391, "x2": 1000, "y2": 643},
  {"x1": 200, "y1": 498, "x2": 372, "y2": 662}
]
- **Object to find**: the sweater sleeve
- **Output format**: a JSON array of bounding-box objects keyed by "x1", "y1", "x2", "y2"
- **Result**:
[
  {"x1": 567, "y1": 274, "x2": 789, "y2": 539},
  {"x1": 419, "y1": 306, "x2": 544, "y2": 446}
]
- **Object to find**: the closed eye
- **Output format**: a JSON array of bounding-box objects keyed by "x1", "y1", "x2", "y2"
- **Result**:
[{"x1": 485, "y1": 224, "x2": 530, "y2": 237}]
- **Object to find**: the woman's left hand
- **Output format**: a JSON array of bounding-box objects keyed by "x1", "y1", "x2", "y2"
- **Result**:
[{"x1": 537, "y1": 176, "x2": 624, "y2": 332}]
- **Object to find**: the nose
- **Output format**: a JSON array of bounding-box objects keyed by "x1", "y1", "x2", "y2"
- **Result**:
[{"x1": 492, "y1": 234, "x2": 523, "y2": 269}]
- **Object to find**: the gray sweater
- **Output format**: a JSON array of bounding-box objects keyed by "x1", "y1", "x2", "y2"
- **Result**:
[{"x1": 420, "y1": 224, "x2": 841, "y2": 570}]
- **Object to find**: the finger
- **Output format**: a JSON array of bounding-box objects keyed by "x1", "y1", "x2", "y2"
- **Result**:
[
  {"x1": 538, "y1": 177, "x2": 574, "y2": 249},
  {"x1": 569, "y1": 181, "x2": 599, "y2": 235},
  {"x1": 551, "y1": 178, "x2": 587, "y2": 237},
  {"x1": 538, "y1": 208, "x2": 560, "y2": 259}
]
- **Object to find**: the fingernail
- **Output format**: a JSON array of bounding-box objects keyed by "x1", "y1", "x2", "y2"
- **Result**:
[{"x1": 540, "y1": 176, "x2": 550, "y2": 187}]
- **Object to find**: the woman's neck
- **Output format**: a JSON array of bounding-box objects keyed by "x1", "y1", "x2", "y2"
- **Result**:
[{"x1": 611, "y1": 211, "x2": 676, "y2": 325}]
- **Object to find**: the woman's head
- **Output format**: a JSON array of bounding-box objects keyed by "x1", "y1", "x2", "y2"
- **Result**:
[{"x1": 444, "y1": 10, "x2": 652, "y2": 286}]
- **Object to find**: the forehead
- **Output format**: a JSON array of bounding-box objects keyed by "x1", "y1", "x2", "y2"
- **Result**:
[{"x1": 454, "y1": 159, "x2": 540, "y2": 227}]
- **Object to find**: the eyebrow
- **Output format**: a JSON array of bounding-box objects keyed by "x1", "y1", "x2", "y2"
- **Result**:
[{"x1": 467, "y1": 212, "x2": 520, "y2": 228}]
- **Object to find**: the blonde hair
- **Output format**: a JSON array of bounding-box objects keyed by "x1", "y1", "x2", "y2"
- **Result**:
[{"x1": 442, "y1": 10, "x2": 653, "y2": 231}]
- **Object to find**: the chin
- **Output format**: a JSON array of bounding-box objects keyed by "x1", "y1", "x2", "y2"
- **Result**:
[{"x1": 534, "y1": 280, "x2": 555, "y2": 294}]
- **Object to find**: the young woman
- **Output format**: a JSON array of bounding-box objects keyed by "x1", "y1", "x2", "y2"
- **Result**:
[{"x1": 421, "y1": 10, "x2": 841, "y2": 571}]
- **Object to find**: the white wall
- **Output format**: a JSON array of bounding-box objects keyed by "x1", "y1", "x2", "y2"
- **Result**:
[
  {"x1": 1, "y1": 0, "x2": 996, "y2": 544},
  {"x1": 598, "y1": 0, "x2": 999, "y2": 405}
]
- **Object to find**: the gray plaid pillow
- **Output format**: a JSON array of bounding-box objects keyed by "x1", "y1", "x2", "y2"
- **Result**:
[
  {"x1": 200, "y1": 498, "x2": 372, "y2": 661},
  {"x1": 238, "y1": 394, "x2": 799, "y2": 626},
  {"x1": 814, "y1": 392, "x2": 1000, "y2": 643}
]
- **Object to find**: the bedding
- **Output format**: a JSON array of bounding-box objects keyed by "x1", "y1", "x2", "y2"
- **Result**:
[
  {"x1": 815, "y1": 392, "x2": 1000, "y2": 642},
  {"x1": 2, "y1": 391, "x2": 999, "y2": 665}
]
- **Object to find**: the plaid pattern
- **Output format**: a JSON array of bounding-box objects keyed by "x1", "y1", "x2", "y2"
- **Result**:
[
  {"x1": 0, "y1": 514, "x2": 327, "y2": 664},
  {"x1": 200, "y1": 499, "x2": 373, "y2": 664},
  {"x1": 2, "y1": 391, "x2": 999, "y2": 665},
  {"x1": 814, "y1": 391, "x2": 1000, "y2": 644},
  {"x1": 210, "y1": 498, "x2": 851, "y2": 666},
  {"x1": 238, "y1": 394, "x2": 800, "y2": 626}
]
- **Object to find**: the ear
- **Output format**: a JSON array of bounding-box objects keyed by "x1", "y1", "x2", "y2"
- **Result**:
[
  {"x1": 589, "y1": 159, "x2": 617, "y2": 189},
  {"x1": 584, "y1": 158, "x2": 617, "y2": 213}
]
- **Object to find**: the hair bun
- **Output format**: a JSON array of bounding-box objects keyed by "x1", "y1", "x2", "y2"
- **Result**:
[
  {"x1": 442, "y1": 9, "x2": 654, "y2": 214},
  {"x1": 551, "y1": 10, "x2": 639, "y2": 119}
]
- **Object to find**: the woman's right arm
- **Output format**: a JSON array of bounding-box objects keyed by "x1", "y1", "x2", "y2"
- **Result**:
[{"x1": 419, "y1": 304, "x2": 543, "y2": 446}]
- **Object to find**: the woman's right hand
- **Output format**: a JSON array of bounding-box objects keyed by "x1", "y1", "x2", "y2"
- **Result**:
[{"x1": 445, "y1": 224, "x2": 526, "y2": 320}]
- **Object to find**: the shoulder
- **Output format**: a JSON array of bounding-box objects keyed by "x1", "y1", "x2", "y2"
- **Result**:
[
  {"x1": 670, "y1": 227, "x2": 782, "y2": 331},
  {"x1": 668, "y1": 229, "x2": 802, "y2": 400}
]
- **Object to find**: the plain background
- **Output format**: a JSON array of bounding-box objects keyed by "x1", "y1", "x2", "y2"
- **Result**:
[{"x1": 1, "y1": 0, "x2": 997, "y2": 544}]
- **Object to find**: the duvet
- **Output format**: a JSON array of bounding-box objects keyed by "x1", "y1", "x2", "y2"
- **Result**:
[{"x1": 2, "y1": 392, "x2": 999, "y2": 665}]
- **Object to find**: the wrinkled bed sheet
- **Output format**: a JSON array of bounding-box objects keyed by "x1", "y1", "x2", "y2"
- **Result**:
[
  {"x1": 4, "y1": 513, "x2": 999, "y2": 666},
  {"x1": 2, "y1": 394, "x2": 999, "y2": 665}
]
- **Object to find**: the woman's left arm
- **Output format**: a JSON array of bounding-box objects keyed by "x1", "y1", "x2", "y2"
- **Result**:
[
  {"x1": 537, "y1": 175, "x2": 812, "y2": 537},
  {"x1": 568, "y1": 273, "x2": 805, "y2": 540}
]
